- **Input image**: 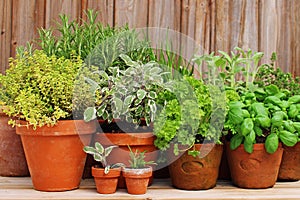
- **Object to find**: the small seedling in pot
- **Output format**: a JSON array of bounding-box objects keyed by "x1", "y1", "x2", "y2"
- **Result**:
[{"x1": 83, "y1": 142, "x2": 124, "y2": 174}]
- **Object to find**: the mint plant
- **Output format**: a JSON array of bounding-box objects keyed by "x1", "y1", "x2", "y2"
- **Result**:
[{"x1": 83, "y1": 142, "x2": 124, "y2": 174}]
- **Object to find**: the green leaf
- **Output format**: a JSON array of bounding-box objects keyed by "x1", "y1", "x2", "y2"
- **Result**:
[
  {"x1": 137, "y1": 89, "x2": 146, "y2": 100},
  {"x1": 84, "y1": 107, "x2": 96, "y2": 122},
  {"x1": 265, "y1": 133, "x2": 279, "y2": 154},
  {"x1": 244, "y1": 135, "x2": 254, "y2": 153},
  {"x1": 241, "y1": 118, "x2": 254, "y2": 136},
  {"x1": 230, "y1": 134, "x2": 244, "y2": 150},
  {"x1": 104, "y1": 146, "x2": 116, "y2": 157},
  {"x1": 293, "y1": 122, "x2": 300, "y2": 132},
  {"x1": 279, "y1": 130, "x2": 298, "y2": 147},
  {"x1": 228, "y1": 107, "x2": 244, "y2": 125},
  {"x1": 288, "y1": 104, "x2": 298, "y2": 119},
  {"x1": 93, "y1": 154, "x2": 103, "y2": 162},
  {"x1": 83, "y1": 146, "x2": 98, "y2": 155},
  {"x1": 97, "y1": 104, "x2": 106, "y2": 117},
  {"x1": 264, "y1": 96, "x2": 282, "y2": 107},
  {"x1": 242, "y1": 110, "x2": 250, "y2": 118},
  {"x1": 283, "y1": 121, "x2": 296, "y2": 133},
  {"x1": 265, "y1": 85, "x2": 279, "y2": 96},
  {"x1": 113, "y1": 97, "x2": 123, "y2": 112},
  {"x1": 255, "y1": 116, "x2": 271, "y2": 128},
  {"x1": 120, "y1": 54, "x2": 138, "y2": 67},
  {"x1": 124, "y1": 95, "x2": 134, "y2": 106},
  {"x1": 254, "y1": 126, "x2": 263, "y2": 136},
  {"x1": 249, "y1": 130, "x2": 256, "y2": 142},
  {"x1": 95, "y1": 142, "x2": 104, "y2": 154},
  {"x1": 288, "y1": 95, "x2": 300, "y2": 104},
  {"x1": 150, "y1": 67, "x2": 162, "y2": 75},
  {"x1": 148, "y1": 91, "x2": 157, "y2": 99},
  {"x1": 271, "y1": 112, "x2": 284, "y2": 127},
  {"x1": 251, "y1": 103, "x2": 268, "y2": 117}
]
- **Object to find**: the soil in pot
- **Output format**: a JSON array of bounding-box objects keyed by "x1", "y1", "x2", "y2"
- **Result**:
[
  {"x1": 168, "y1": 143, "x2": 223, "y2": 190},
  {"x1": 0, "y1": 113, "x2": 29, "y2": 176},
  {"x1": 122, "y1": 167, "x2": 152, "y2": 195},
  {"x1": 92, "y1": 166, "x2": 121, "y2": 194},
  {"x1": 226, "y1": 142, "x2": 283, "y2": 189},
  {"x1": 16, "y1": 120, "x2": 96, "y2": 192},
  {"x1": 278, "y1": 142, "x2": 300, "y2": 181}
]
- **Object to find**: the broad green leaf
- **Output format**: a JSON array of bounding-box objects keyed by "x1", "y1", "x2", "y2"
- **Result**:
[
  {"x1": 97, "y1": 104, "x2": 106, "y2": 117},
  {"x1": 265, "y1": 85, "x2": 279, "y2": 96},
  {"x1": 255, "y1": 116, "x2": 271, "y2": 128},
  {"x1": 230, "y1": 134, "x2": 244, "y2": 150},
  {"x1": 95, "y1": 142, "x2": 104, "y2": 154},
  {"x1": 283, "y1": 121, "x2": 296, "y2": 133},
  {"x1": 275, "y1": 92, "x2": 286, "y2": 100},
  {"x1": 249, "y1": 130, "x2": 256, "y2": 142},
  {"x1": 137, "y1": 89, "x2": 146, "y2": 100},
  {"x1": 119, "y1": 54, "x2": 138, "y2": 67},
  {"x1": 242, "y1": 110, "x2": 250, "y2": 118},
  {"x1": 244, "y1": 135, "x2": 254, "y2": 153},
  {"x1": 228, "y1": 107, "x2": 244, "y2": 125},
  {"x1": 84, "y1": 107, "x2": 96, "y2": 122},
  {"x1": 271, "y1": 112, "x2": 284, "y2": 127},
  {"x1": 265, "y1": 133, "x2": 279, "y2": 154},
  {"x1": 150, "y1": 67, "x2": 162, "y2": 75},
  {"x1": 241, "y1": 118, "x2": 254, "y2": 136},
  {"x1": 148, "y1": 91, "x2": 157, "y2": 99},
  {"x1": 93, "y1": 154, "x2": 103, "y2": 162},
  {"x1": 288, "y1": 95, "x2": 300, "y2": 104},
  {"x1": 293, "y1": 122, "x2": 300, "y2": 132},
  {"x1": 279, "y1": 130, "x2": 298, "y2": 147},
  {"x1": 288, "y1": 104, "x2": 298, "y2": 119},
  {"x1": 264, "y1": 96, "x2": 282, "y2": 107},
  {"x1": 251, "y1": 103, "x2": 268, "y2": 116}
]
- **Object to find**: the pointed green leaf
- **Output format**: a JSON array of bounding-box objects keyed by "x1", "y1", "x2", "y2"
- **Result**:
[
  {"x1": 104, "y1": 146, "x2": 116, "y2": 157},
  {"x1": 113, "y1": 97, "x2": 123, "y2": 112},
  {"x1": 95, "y1": 142, "x2": 104, "y2": 154},
  {"x1": 83, "y1": 146, "x2": 98, "y2": 155},
  {"x1": 124, "y1": 95, "x2": 134, "y2": 106},
  {"x1": 265, "y1": 133, "x2": 279, "y2": 154},
  {"x1": 93, "y1": 154, "x2": 103, "y2": 162},
  {"x1": 230, "y1": 134, "x2": 244, "y2": 150},
  {"x1": 279, "y1": 130, "x2": 298, "y2": 147},
  {"x1": 244, "y1": 135, "x2": 254, "y2": 153}
]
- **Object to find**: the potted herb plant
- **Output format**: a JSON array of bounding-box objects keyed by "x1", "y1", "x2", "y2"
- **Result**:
[
  {"x1": 153, "y1": 74, "x2": 225, "y2": 190},
  {"x1": 122, "y1": 146, "x2": 156, "y2": 195},
  {"x1": 0, "y1": 50, "x2": 96, "y2": 191},
  {"x1": 255, "y1": 56, "x2": 300, "y2": 181},
  {"x1": 83, "y1": 142, "x2": 124, "y2": 194}
]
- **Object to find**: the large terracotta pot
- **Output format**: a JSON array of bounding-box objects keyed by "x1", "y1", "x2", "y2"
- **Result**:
[
  {"x1": 92, "y1": 166, "x2": 121, "y2": 194},
  {"x1": 0, "y1": 112, "x2": 29, "y2": 176},
  {"x1": 168, "y1": 143, "x2": 223, "y2": 190},
  {"x1": 94, "y1": 132, "x2": 157, "y2": 188},
  {"x1": 226, "y1": 142, "x2": 283, "y2": 189},
  {"x1": 122, "y1": 167, "x2": 152, "y2": 195},
  {"x1": 278, "y1": 142, "x2": 300, "y2": 181},
  {"x1": 16, "y1": 120, "x2": 96, "y2": 191}
]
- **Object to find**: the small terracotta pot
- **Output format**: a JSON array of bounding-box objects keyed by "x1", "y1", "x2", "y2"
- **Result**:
[
  {"x1": 16, "y1": 120, "x2": 96, "y2": 191},
  {"x1": 226, "y1": 142, "x2": 283, "y2": 189},
  {"x1": 168, "y1": 143, "x2": 223, "y2": 190},
  {"x1": 278, "y1": 142, "x2": 300, "y2": 181},
  {"x1": 92, "y1": 166, "x2": 121, "y2": 194},
  {"x1": 122, "y1": 167, "x2": 152, "y2": 195},
  {"x1": 0, "y1": 112, "x2": 29, "y2": 176},
  {"x1": 94, "y1": 131, "x2": 157, "y2": 188}
]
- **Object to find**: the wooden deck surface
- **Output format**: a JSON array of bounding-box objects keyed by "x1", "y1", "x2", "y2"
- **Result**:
[{"x1": 0, "y1": 176, "x2": 299, "y2": 200}]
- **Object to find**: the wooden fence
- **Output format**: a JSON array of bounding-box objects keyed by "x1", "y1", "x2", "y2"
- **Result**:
[{"x1": 1, "y1": 0, "x2": 300, "y2": 76}]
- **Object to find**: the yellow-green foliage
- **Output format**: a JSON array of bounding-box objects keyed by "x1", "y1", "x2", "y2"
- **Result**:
[{"x1": 0, "y1": 50, "x2": 83, "y2": 128}]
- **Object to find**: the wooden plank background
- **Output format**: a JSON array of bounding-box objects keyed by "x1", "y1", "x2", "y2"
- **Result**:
[{"x1": 0, "y1": 0, "x2": 300, "y2": 76}]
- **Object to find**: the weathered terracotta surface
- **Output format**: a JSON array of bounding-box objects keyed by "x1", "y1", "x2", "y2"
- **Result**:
[
  {"x1": 226, "y1": 143, "x2": 283, "y2": 189},
  {"x1": 92, "y1": 167, "x2": 121, "y2": 194},
  {"x1": 278, "y1": 142, "x2": 300, "y2": 181},
  {"x1": 0, "y1": 113, "x2": 29, "y2": 176},
  {"x1": 168, "y1": 144, "x2": 223, "y2": 190},
  {"x1": 122, "y1": 167, "x2": 152, "y2": 195},
  {"x1": 16, "y1": 120, "x2": 96, "y2": 191}
]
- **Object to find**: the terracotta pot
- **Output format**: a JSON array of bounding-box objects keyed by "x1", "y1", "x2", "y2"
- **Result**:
[
  {"x1": 278, "y1": 142, "x2": 300, "y2": 181},
  {"x1": 226, "y1": 142, "x2": 283, "y2": 189},
  {"x1": 122, "y1": 167, "x2": 152, "y2": 195},
  {"x1": 94, "y1": 131, "x2": 157, "y2": 188},
  {"x1": 168, "y1": 143, "x2": 223, "y2": 190},
  {"x1": 0, "y1": 113, "x2": 29, "y2": 176},
  {"x1": 16, "y1": 120, "x2": 96, "y2": 191},
  {"x1": 92, "y1": 166, "x2": 121, "y2": 194}
]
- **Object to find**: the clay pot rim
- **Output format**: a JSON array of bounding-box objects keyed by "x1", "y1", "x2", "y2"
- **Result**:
[
  {"x1": 16, "y1": 119, "x2": 97, "y2": 136},
  {"x1": 92, "y1": 166, "x2": 121, "y2": 178},
  {"x1": 226, "y1": 142, "x2": 283, "y2": 152},
  {"x1": 122, "y1": 166, "x2": 152, "y2": 178}
]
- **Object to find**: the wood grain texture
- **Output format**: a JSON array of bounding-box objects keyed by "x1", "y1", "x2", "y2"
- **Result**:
[
  {"x1": 11, "y1": 0, "x2": 45, "y2": 57},
  {"x1": 115, "y1": 0, "x2": 148, "y2": 28},
  {"x1": 0, "y1": 0, "x2": 12, "y2": 74},
  {"x1": 83, "y1": 0, "x2": 114, "y2": 26},
  {"x1": 0, "y1": 177, "x2": 299, "y2": 200}
]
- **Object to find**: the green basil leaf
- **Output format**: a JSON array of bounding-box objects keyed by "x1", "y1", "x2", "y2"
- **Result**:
[
  {"x1": 230, "y1": 134, "x2": 244, "y2": 150},
  {"x1": 265, "y1": 85, "x2": 279, "y2": 96},
  {"x1": 241, "y1": 118, "x2": 254, "y2": 136},
  {"x1": 255, "y1": 116, "x2": 271, "y2": 128},
  {"x1": 254, "y1": 126, "x2": 263, "y2": 136},
  {"x1": 228, "y1": 107, "x2": 244, "y2": 125},
  {"x1": 283, "y1": 121, "x2": 296, "y2": 133},
  {"x1": 279, "y1": 130, "x2": 298, "y2": 147},
  {"x1": 288, "y1": 95, "x2": 300, "y2": 104},
  {"x1": 265, "y1": 133, "x2": 279, "y2": 154},
  {"x1": 288, "y1": 104, "x2": 299, "y2": 119},
  {"x1": 264, "y1": 96, "x2": 282, "y2": 107},
  {"x1": 293, "y1": 122, "x2": 300, "y2": 132},
  {"x1": 244, "y1": 135, "x2": 254, "y2": 153},
  {"x1": 242, "y1": 110, "x2": 250, "y2": 118},
  {"x1": 271, "y1": 112, "x2": 284, "y2": 127},
  {"x1": 250, "y1": 102, "x2": 268, "y2": 116}
]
